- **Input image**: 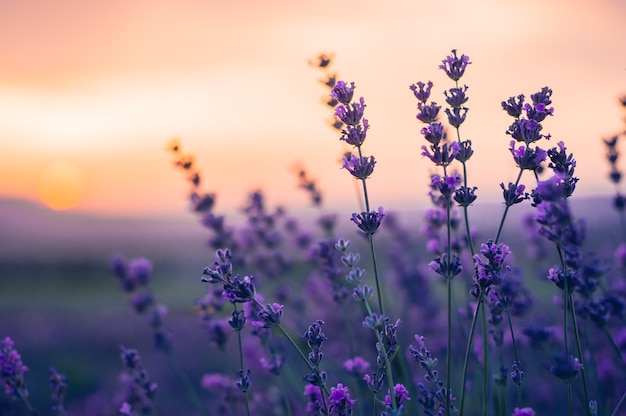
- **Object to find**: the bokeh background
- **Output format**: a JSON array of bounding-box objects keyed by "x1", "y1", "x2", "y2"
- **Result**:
[
  {"x1": 1, "y1": 0, "x2": 626, "y2": 414},
  {"x1": 1, "y1": 0, "x2": 625, "y2": 217}
]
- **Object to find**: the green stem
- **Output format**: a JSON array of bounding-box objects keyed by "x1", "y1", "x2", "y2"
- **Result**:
[
  {"x1": 445, "y1": 193, "x2": 453, "y2": 416},
  {"x1": 602, "y1": 326, "x2": 626, "y2": 368},
  {"x1": 356, "y1": 145, "x2": 385, "y2": 316},
  {"x1": 567, "y1": 384, "x2": 573, "y2": 416},
  {"x1": 611, "y1": 389, "x2": 626, "y2": 416},
  {"x1": 363, "y1": 299, "x2": 398, "y2": 411},
  {"x1": 567, "y1": 291, "x2": 590, "y2": 415},
  {"x1": 234, "y1": 304, "x2": 252, "y2": 416},
  {"x1": 459, "y1": 292, "x2": 484, "y2": 415},
  {"x1": 17, "y1": 390, "x2": 38, "y2": 416},
  {"x1": 495, "y1": 169, "x2": 524, "y2": 244},
  {"x1": 557, "y1": 246, "x2": 590, "y2": 415},
  {"x1": 481, "y1": 297, "x2": 488, "y2": 416},
  {"x1": 274, "y1": 322, "x2": 331, "y2": 397},
  {"x1": 368, "y1": 234, "x2": 385, "y2": 316},
  {"x1": 506, "y1": 310, "x2": 522, "y2": 408}
]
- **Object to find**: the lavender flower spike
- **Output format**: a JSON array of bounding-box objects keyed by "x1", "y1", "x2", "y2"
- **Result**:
[
  {"x1": 331, "y1": 80, "x2": 356, "y2": 105},
  {"x1": 0, "y1": 337, "x2": 29, "y2": 401},
  {"x1": 351, "y1": 207, "x2": 385, "y2": 234},
  {"x1": 329, "y1": 383, "x2": 356, "y2": 415},
  {"x1": 342, "y1": 154, "x2": 376, "y2": 180},
  {"x1": 439, "y1": 49, "x2": 471, "y2": 81},
  {"x1": 410, "y1": 81, "x2": 434, "y2": 103}
]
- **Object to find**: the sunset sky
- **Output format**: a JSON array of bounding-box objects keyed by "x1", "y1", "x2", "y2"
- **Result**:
[{"x1": 1, "y1": 0, "x2": 625, "y2": 217}]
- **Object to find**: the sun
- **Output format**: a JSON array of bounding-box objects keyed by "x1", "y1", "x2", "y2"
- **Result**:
[{"x1": 37, "y1": 161, "x2": 86, "y2": 211}]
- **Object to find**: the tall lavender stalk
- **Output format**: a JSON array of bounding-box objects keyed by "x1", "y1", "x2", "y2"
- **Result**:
[
  {"x1": 411, "y1": 50, "x2": 471, "y2": 415},
  {"x1": 331, "y1": 80, "x2": 387, "y2": 317}
]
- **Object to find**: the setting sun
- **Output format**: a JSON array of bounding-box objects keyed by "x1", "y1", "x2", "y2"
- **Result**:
[{"x1": 36, "y1": 161, "x2": 85, "y2": 211}]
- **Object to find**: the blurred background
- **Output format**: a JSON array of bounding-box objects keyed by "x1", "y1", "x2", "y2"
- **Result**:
[
  {"x1": 1, "y1": 0, "x2": 625, "y2": 216},
  {"x1": 1, "y1": 0, "x2": 626, "y2": 413}
]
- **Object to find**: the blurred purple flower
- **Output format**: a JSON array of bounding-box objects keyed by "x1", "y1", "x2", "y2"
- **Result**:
[
  {"x1": 343, "y1": 356, "x2": 370, "y2": 377},
  {"x1": 0, "y1": 337, "x2": 29, "y2": 400}
]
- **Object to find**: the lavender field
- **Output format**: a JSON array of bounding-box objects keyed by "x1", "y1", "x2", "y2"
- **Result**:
[{"x1": 2, "y1": 51, "x2": 626, "y2": 416}]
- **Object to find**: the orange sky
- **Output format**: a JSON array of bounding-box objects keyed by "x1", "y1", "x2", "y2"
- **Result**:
[{"x1": 1, "y1": 0, "x2": 625, "y2": 217}]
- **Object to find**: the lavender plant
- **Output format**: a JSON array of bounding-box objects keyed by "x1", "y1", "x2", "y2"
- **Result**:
[{"x1": 4, "y1": 51, "x2": 626, "y2": 416}]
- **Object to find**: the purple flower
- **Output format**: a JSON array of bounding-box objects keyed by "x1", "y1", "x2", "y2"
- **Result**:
[
  {"x1": 421, "y1": 142, "x2": 460, "y2": 167},
  {"x1": 342, "y1": 154, "x2": 376, "y2": 180},
  {"x1": 511, "y1": 361, "x2": 524, "y2": 386},
  {"x1": 502, "y1": 94, "x2": 525, "y2": 118},
  {"x1": 431, "y1": 172, "x2": 463, "y2": 198},
  {"x1": 118, "y1": 346, "x2": 157, "y2": 412},
  {"x1": 343, "y1": 356, "x2": 370, "y2": 377},
  {"x1": 363, "y1": 372, "x2": 385, "y2": 393},
  {"x1": 340, "y1": 119, "x2": 369, "y2": 147},
  {"x1": 473, "y1": 240, "x2": 511, "y2": 289},
  {"x1": 444, "y1": 107, "x2": 468, "y2": 128},
  {"x1": 260, "y1": 354, "x2": 285, "y2": 375},
  {"x1": 222, "y1": 275, "x2": 256, "y2": 303},
  {"x1": 416, "y1": 102, "x2": 441, "y2": 123},
  {"x1": 202, "y1": 248, "x2": 233, "y2": 283},
  {"x1": 547, "y1": 141, "x2": 576, "y2": 178},
  {"x1": 506, "y1": 118, "x2": 549, "y2": 144},
  {"x1": 329, "y1": 383, "x2": 356, "y2": 415},
  {"x1": 49, "y1": 367, "x2": 68, "y2": 415},
  {"x1": 509, "y1": 141, "x2": 547, "y2": 170},
  {"x1": 546, "y1": 267, "x2": 576, "y2": 293},
  {"x1": 206, "y1": 319, "x2": 229, "y2": 349},
  {"x1": 410, "y1": 81, "x2": 434, "y2": 103},
  {"x1": 530, "y1": 86, "x2": 553, "y2": 107},
  {"x1": 353, "y1": 284, "x2": 374, "y2": 301},
  {"x1": 303, "y1": 384, "x2": 322, "y2": 413},
  {"x1": 304, "y1": 320, "x2": 327, "y2": 367},
  {"x1": 128, "y1": 258, "x2": 153, "y2": 286},
  {"x1": 351, "y1": 207, "x2": 385, "y2": 234},
  {"x1": 534, "y1": 174, "x2": 575, "y2": 202},
  {"x1": 256, "y1": 303, "x2": 283, "y2": 328},
  {"x1": 455, "y1": 140, "x2": 474, "y2": 163},
  {"x1": 439, "y1": 49, "x2": 471, "y2": 81},
  {"x1": 119, "y1": 402, "x2": 134, "y2": 416},
  {"x1": 501, "y1": 182, "x2": 528, "y2": 206},
  {"x1": 228, "y1": 309, "x2": 246, "y2": 331},
  {"x1": 523, "y1": 102, "x2": 554, "y2": 123},
  {"x1": 331, "y1": 80, "x2": 356, "y2": 105},
  {"x1": 201, "y1": 373, "x2": 231, "y2": 390},
  {"x1": 191, "y1": 192, "x2": 215, "y2": 213},
  {"x1": 335, "y1": 97, "x2": 366, "y2": 126},
  {"x1": 384, "y1": 383, "x2": 411, "y2": 407},
  {"x1": 454, "y1": 186, "x2": 478, "y2": 207},
  {"x1": 428, "y1": 253, "x2": 463, "y2": 279},
  {"x1": 0, "y1": 337, "x2": 29, "y2": 400},
  {"x1": 549, "y1": 354, "x2": 583, "y2": 383},
  {"x1": 444, "y1": 86, "x2": 469, "y2": 108},
  {"x1": 420, "y1": 122, "x2": 446, "y2": 146},
  {"x1": 512, "y1": 407, "x2": 536, "y2": 416}
]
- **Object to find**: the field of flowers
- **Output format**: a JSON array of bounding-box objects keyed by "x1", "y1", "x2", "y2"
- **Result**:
[{"x1": 2, "y1": 50, "x2": 626, "y2": 416}]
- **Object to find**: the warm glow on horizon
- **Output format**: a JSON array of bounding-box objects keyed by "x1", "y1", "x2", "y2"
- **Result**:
[
  {"x1": 1, "y1": 0, "x2": 625, "y2": 217},
  {"x1": 37, "y1": 161, "x2": 86, "y2": 211}
]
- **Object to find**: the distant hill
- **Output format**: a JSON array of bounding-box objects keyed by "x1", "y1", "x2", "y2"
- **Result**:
[
  {"x1": 0, "y1": 194, "x2": 621, "y2": 269},
  {"x1": 0, "y1": 198, "x2": 208, "y2": 265}
]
